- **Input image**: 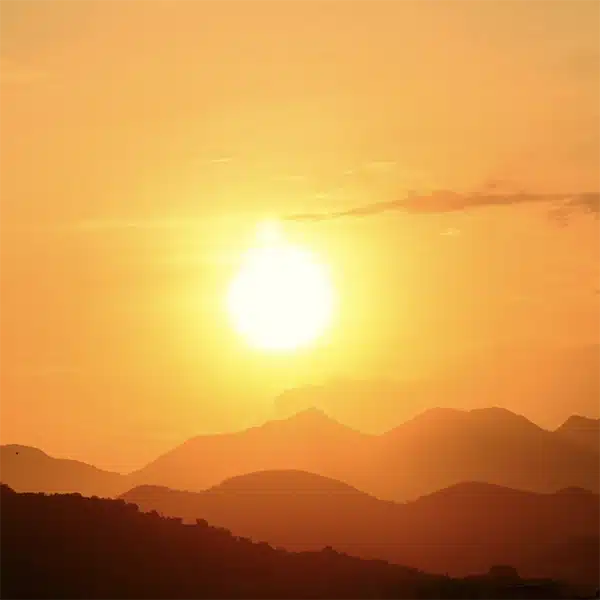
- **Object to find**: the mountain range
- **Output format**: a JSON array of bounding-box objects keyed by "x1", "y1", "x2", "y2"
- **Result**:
[
  {"x1": 2, "y1": 407, "x2": 598, "y2": 594},
  {"x1": 2, "y1": 408, "x2": 598, "y2": 501},
  {"x1": 128, "y1": 407, "x2": 599, "y2": 501}
]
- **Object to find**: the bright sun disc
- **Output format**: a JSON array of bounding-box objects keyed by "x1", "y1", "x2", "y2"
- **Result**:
[{"x1": 227, "y1": 229, "x2": 334, "y2": 351}]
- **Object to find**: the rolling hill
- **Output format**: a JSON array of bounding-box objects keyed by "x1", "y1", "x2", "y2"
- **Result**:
[
  {"x1": 4, "y1": 407, "x2": 599, "y2": 502},
  {"x1": 0, "y1": 445, "x2": 127, "y2": 497}
]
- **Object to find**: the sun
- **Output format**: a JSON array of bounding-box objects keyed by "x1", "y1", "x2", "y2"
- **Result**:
[{"x1": 227, "y1": 222, "x2": 334, "y2": 351}]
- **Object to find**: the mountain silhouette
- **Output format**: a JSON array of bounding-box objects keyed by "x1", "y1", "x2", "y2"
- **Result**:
[
  {"x1": 121, "y1": 473, "x2": 599, "y2": 588},
  {"x1": 555, "y1": 416, "x2": 600, "y2": 453},
  {"x1": 209, "y1": 469, "x2": 365, "y2": 494},
  {"x1": 123, "y1": 471, "x2": 396, "y2": 554},
  {"x1": 129, "y1": 408, "x2": 376, "y2": 494},
  {"x1": 0, "y1": 445, "x2": 126, "y2": 497},
  {"x1": 129, "y1": 407, "x2": 599, "y2": 501},
  {"x1": 375, "y1": 407, "x2": 599, "y2": 500},
  {"x1": 275, "y1": 380, "x2": 419, "y2": 433},
  {"x1": 5, "y1": 407, "x2": 598, "y2": 502},
  {"x1": 1, "y1": 484, "x2": 582, "y2": 599}
]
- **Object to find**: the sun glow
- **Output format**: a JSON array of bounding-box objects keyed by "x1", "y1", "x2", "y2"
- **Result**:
[{"x1": 227, "y1": 222, "x2": 334, "y2": 351}]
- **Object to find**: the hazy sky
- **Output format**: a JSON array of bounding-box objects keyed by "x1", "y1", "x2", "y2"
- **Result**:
[{"x1": 1, "y1": 0, "x2": 598, "y2": 471}]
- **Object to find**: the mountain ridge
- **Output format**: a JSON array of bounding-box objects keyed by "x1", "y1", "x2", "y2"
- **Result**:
[{"x1": 0, "y1": 444, "x2": 126, "y2": 497}]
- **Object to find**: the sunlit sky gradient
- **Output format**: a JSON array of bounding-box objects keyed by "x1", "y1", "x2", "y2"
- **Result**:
[{"x1": 1, "y1": 0, "x2": 598, "y2": 471}]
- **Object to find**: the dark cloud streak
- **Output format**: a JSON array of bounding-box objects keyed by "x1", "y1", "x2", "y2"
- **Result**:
[{"x1": 284, "y1": 191, "x2": 600, "y2": 223}]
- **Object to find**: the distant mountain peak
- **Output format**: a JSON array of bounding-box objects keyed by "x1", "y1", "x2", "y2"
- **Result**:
[
  {"x1": 260, "y1": 407, "x2": 359, "y2": 433},
  {"x1": 290, "y1": 406, "x2": 337, "y2": 423},
  {"x1": 292, "y1": 406, "x2": 332, "y2": 420},
  {"x1": 404, "y1": 406, "x2": 545, "y2": 433},
  {"x1": 468, "y1": 407, "x2": 539, "y2": 428},
  {"x1": 469, "y1": 406, "x2": 526, "y2": 419},
  {"x1": 183, "y1": 408, "x2": 351, "y2": 445},
  {"x1": 554, "y1": 416, "x2": 599, "y2": 454},
  {"x1": 388, "y1": 406, "x2": 543, "y2": 439},
  {"x1": 400, "y1": 406, "x2": 532, "y2": 427},
  {"x1": 404, "y1": 407, "x2": 465, "y2": 425},
  {"x1": 557, "y1": 415, "x2": 600, "y2": 432}
]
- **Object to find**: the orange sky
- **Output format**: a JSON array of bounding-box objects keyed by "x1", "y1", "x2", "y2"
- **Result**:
[{"x1": 1, "y1": 0, "x2": 598, "y2": 471}]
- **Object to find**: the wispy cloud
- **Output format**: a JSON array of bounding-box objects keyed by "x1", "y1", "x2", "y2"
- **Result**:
[{"x1": 284, "y1": 190, "x2": 600, "y2": 223}]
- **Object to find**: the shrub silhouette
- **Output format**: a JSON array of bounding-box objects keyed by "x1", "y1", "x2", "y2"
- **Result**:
[
  {"x1": 489, "y1": 565, "x2": 521, "y2": 584},
  {"x1": 1, "y1": 483, "x2": 16, "y2": 495}
]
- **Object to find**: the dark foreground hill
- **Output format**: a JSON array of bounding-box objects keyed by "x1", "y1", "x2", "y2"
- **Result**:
[
  {"x1": 0, "y1": 444, "x2": 126, "y2": 497},
  {"x1": 121, "y1": 473, "x2": 600, "y2": 588},
  {"x1": 0, "y1": 485, "x2": 587, "y2": 599}
]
